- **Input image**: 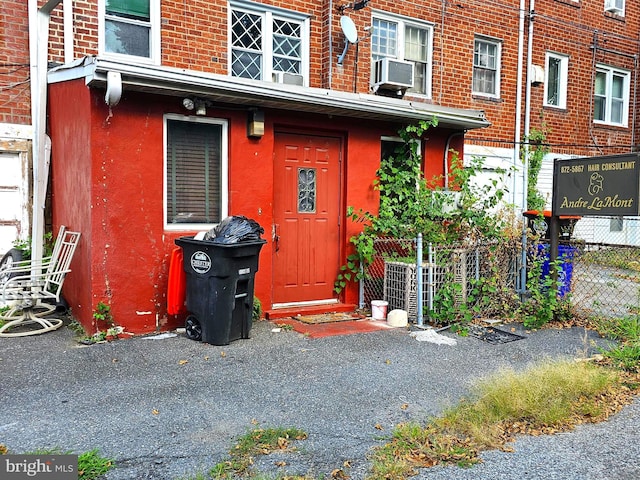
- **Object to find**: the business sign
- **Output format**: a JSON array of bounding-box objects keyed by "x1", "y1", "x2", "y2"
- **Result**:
[{"x1": 552, "y1": 153, "x2": 640, "y2": 216}]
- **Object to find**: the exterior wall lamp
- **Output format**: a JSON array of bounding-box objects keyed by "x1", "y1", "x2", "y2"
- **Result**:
[
  {"x1": 247, "y1": 109, "x2": 265, "y2": 138},
  {"x1": 182, "y1": 97, "x2": 207, "y2": 115}
]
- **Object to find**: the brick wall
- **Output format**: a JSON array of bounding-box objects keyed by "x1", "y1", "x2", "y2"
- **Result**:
[
  {"x1": 0, "y1": 0, "x2": 32, "y2": 125},
  {"x1": 3, "y1": 1, "x2": 639, "y2": 154}
]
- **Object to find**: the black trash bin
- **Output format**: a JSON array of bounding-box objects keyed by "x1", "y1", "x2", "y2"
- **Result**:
[{"x1": 175, "y1": 236, "x2": 266, "y2": 345}]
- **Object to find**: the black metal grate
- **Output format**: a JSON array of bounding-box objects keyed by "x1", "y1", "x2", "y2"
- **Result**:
[{"x1": 468, "y1": 324, "x2": 525, "y2": 344}]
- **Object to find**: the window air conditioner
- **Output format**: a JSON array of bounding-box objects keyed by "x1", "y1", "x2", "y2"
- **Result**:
[
  {"x1": 373, "y1": 58, "x2": 414, "y2": 91},
  {"x1": 272, "y1": 72, "x2": 304, "y2": 86},
  {"x1": 604, "y1": 0, "x2": 624, "y2": 15}
]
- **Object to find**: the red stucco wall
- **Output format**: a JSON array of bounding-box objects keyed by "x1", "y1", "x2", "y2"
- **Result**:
[
  {"x1": 48, "y1": 79, "x2": 94, "y2": 331},
  {"x1": 48, "y1": 80, "x2": 454, "y2": 334}
]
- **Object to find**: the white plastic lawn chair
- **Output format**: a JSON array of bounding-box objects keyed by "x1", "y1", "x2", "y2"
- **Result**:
[{"x1": 0, "y1": 226, "x2": 81, "y2": 337}]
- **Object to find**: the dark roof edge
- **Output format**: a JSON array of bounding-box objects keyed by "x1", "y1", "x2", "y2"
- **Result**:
[{"x1": 48, "y1": 56, "x2": 491, "y2": 130}]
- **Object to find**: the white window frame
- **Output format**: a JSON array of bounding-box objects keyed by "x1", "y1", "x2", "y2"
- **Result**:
[
  {"x1": 370, "y1": 11, "x2": 433, "y2": 97},
  {"x1": 98, "y1": 0, "x2": 161, "y2": 64},
  {"x1": 604, "y1": 0, "x2": 625, "y2": 16},
  {"x1": 472, "y1": 37, "x2": 501, "y2": 99},
  {"x1": 544, "y1": 52, "x2": 569, "y2": 109},
  {"x1": 163, "y1": 114, "x2": 229, "y2": 231},
  {"x1": 228, "y1": 0, "x2": 310, "y2": 86},
  {"x1": 593, "y1": 64, "x2": 630, "y2": 127}
]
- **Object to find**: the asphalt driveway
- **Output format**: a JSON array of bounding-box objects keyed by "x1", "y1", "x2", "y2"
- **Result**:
[{"x1": 1, "y1": 319, "x2": 639, "y2": 479}]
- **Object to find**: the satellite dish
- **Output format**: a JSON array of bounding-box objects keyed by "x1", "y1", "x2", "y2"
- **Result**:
[{"x1": 340, "y1": 16, "x2": 358, "y2": 43}]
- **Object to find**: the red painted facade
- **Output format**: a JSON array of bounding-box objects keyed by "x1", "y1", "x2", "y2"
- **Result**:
[
  {"x1": 46, "y1": 75, "x2": 465, "y2": 333},
  {"x1": 2, "y1": 1, "x2": 639, "y2": 334}
]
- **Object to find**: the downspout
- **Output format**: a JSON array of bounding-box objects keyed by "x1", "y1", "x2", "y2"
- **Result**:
[
  {"x1": 632, "y1": 53, "x2": 638, "y2": 151},
  {"x1": 514, "y1": 0, "x2": 525, "y2": 209},
  {"x1": 28, "y1": 0, "x2": 63, "y2": 267},
  {"x1": 64, "y1": 0, "x2": 73, "y2": 63},
  {"x1": 328, "y1": 0, "x2": 333, "y2": 89},
  {"x1": 519, "y1": 0, "x2": 532, "y2": 295},
  {"x1": 443, "y1": 131, "x2": 463, "y2": 190}
]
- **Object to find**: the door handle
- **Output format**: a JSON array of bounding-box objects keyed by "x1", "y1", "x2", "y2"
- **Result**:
[{"x1": 273, "y1": 224, "x2": 280, "y2": 252}]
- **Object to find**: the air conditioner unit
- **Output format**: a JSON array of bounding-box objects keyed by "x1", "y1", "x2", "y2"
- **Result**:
[
  {"x1": 604, "y1": 0, "x2": 624, "y2": 15},
  {"x1": 272, "y1": 72, "x2": 304, "y2": 86},
  {"x1": 373, "y1": 58, "x2": 414, "y2": 91}
]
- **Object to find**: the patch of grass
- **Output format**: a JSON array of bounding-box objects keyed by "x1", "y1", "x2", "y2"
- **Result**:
[
  {"x1": 3, "y1": 447, "x2": 113, "y2": 480},
  {"x1": 67, "y1": 319, "x2": 86, "y2": 336},
  {"x1": 367, "y1": 359, "x2": 631, "y2": 479},
  {"x1": 78, "y1": 448, "x2": 115, "y2": 480},
  {"x1": 596, "y1": 315, "x2": 640, "y2": 342},
  {"x1": 209, "y1": 426, "x2": 308, "y2": 479},
  {"x1": 596, "y1": 315, "x2": 640, "y2": 372}
]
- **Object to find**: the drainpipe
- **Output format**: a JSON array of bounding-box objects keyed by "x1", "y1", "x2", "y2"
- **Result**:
[
  {"x1": 64, "y1": 0, "x2": 73, "y2": 63},
  {"x1": 514, "y1": 0, "x2": 525, "y2": 209},
  {"x1": 28, "y1": 0, "x2": 63, "y2": 268},
  {"x1": 443, "y1": 131, "x2": 463, "y2": 190},
  {"x1": 519, "y1": 0, "x2": 534, "y2": 295},
  {"x1": 328, "y1": 0, "x2": 333, "y2": 89}
]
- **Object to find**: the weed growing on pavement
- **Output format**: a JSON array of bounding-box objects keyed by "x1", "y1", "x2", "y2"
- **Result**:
[
  {"x1": 78, "y1": 449, "x2": 114, "y2": 479},
  {"x1": 367, "y1": 359, "x2": 635, "y2": 479},
  {"x1": 92, "y1": 301, "x2": 114, "y2": 329},
  {"x1": 596, "y1": 314, "x2": 640, "y2": 372},
  {"x1": 3, "y1": 447, "x2": 113, "y2": 480},
  {"x1": 208, "y1": 426, "x2": 308, "y2": 478}
]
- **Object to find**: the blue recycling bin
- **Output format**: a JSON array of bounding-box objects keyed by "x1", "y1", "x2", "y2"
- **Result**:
[{"x1": 536, "y1": 243, "x2": 578, "y2": 297}]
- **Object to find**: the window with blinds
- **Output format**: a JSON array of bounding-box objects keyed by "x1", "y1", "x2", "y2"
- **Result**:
[{"x1": 165, "y1": 118, "x2": 227, "y2": 227}]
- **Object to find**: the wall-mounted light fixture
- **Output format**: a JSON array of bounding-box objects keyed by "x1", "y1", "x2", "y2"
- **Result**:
[
  {"x1": 195, "y1": 100, "x2": 207, "y2": 116},
  {"x1": 247, "y1": 109, "x2": 265, "y2": 138},
  {"x1": 337, "y1": 0, "x2": 370, "y2": 13},
  {"x1": 182, "y1": 97, "x2": 195, "y2": 110},
  {"x1": 182, "y1": 97, "x2": 208, "y2": 115}
]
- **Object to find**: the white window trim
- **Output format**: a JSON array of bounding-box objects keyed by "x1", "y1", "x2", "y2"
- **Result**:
[
  {"x1": 594, "y1": 64, "x2": 630, "y2": 127},
  {"x1": 163, "y1": 114, "x2": 229, "y2": 231},
  {"x1": 544, "y1": 52, "x2": 569, "y2": 109},
  {"x1": 370, "y1": 10, "x2": 433, "y2": 98},
  {"x1": 604, "y1": 0, "x2": 625, "y2": 16},
  {"x1": 472, "y1": 36, "x2": 502, "y2": 99},
  {"x1": 228, "y1": 0, "x2": 310, "y2": 86},
  {"x1": 98, "y1": 0, "x2": 161, "y2": 65}
]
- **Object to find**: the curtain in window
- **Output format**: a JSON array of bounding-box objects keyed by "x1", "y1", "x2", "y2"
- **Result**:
[
  {"x1": 593, "y1": 71, "x2": 607, "y2": 121},
  {"x1": 405, "y1": 25, "x2": 427, "y2": 94},
  {"x1": 547, "y1": 57, "x2": 560, "y2": 105},
  {"x1": 166, "y1": 120, "x2": 222, "y2": 224},
  {"x1": 106, "y1": 0, "x2": 149, "y2": 19}
]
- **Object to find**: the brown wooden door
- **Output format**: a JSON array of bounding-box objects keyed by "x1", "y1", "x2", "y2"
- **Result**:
[{"x1": 273, "y1": 133, "x2": 342, "y2": 305}]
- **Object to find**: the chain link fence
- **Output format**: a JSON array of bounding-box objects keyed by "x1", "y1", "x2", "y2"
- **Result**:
[
  {"x1": 361, "y1": 237, "x2": 522, "y2": 325},
  {"x1": 360, "y1": 216, "x2": 640, "y2": 324},
  {"x1": 567, "y1": 216, "x2": 640, "y2": 319}
]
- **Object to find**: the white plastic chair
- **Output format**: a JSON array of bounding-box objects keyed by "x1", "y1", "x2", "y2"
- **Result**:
[{"x1": 0, "y1": 226, "x2": 81, "y2": 337}]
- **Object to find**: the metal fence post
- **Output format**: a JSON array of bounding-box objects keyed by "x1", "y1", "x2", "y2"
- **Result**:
[
  {"x1": 417, "y1": 233, "x2": 423, "y2": 326},
  {"x1": 428, "y1": 242, "x2": 434, "y2": 314}
]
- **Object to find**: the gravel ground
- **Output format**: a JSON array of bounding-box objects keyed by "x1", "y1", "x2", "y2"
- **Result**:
[{"x1": 1, "y1": 319, "x2": 639, "y2": 479}]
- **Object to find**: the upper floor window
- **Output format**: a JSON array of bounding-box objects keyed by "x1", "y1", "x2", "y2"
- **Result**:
[
  {"x1": 371, "y1": 13, "x2": 432, "y2": 96},
  {"x1": 604, "y1": 0, "x2": 625, "y2": 16},
  {"x1": 594, "y1": 65, "x2": 630, "y2": 127},
  {"x1": 473, "y1": 37, "x2": 501, "y2": 98},
  {"x1": 164, "y1": 115, "x2": 229, "y2": 230},
  {"x1": 100, "y1": 0, "x2": 160, "y2": 63},
  {"x1": 544, "y1": 52, "x2": 569, "y2": 109},
  {"x1": 229, "y1": 1, "x2": 309, "y2": 85}
]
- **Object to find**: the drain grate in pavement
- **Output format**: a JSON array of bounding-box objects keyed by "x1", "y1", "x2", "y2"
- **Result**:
[{"x1": 468, "y1": 324, "x2": 525, "y2": 344}]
